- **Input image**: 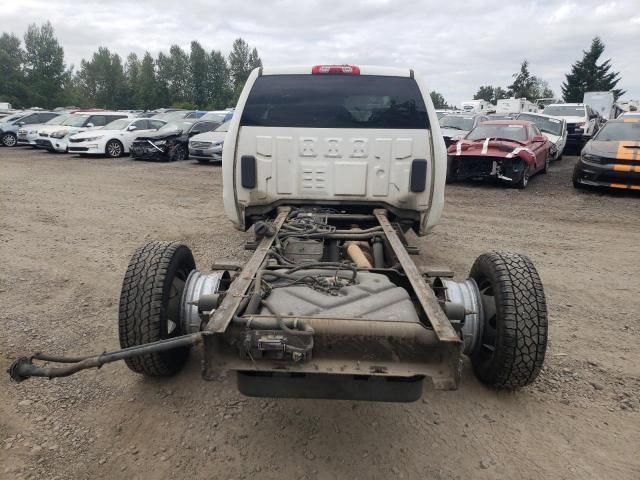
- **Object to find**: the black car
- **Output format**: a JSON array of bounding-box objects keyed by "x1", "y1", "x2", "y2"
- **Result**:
[
  {"x1": 130, "y1": 120, "x2": 219, "y2": 161},
  {"x1": 572, "y1": 118, "x2": 640, "y2": 191}
]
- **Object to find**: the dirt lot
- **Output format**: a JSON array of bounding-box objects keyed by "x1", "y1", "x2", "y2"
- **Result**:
[{"x1": 0, "y1": 147, "x2": 639, "y2": 480}]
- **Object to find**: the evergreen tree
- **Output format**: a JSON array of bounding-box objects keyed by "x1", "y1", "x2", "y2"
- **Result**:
[
  {"x1": 77, "y1": 47, "x2": 127, "y2": 109},
  {"x1": 23, "y1": 22, "x2": 66, "y2": 108},
  {"x1": 508, "y1": 61, "x2": 538, "y2": 101},
  {"x1": 137, "y1": 52, "x2": 157, "y2": 110},
  {"x1": 155, "y1": 52, "x2": 171, "y2": 107},
  {"x1": 562, "y1": 36, "x2": 625, "y2": 102},
  {"x1": 473, "y1": 85, "x2": 509, "y2": 103},
  {"x1": 206, "y1": 49, "x2": 232, "y2": 109},
  {"x1": 430, "y1": 91, "x2": 448, "y2": 109},
  {"x1": 167, "y1": 44, "x2": 191, "y2": 106},
  {"x1": 190, "y1": 41, "x2": 208, "y2": 108},
  {"x1": 248, "y1": 47, "x2": 262, "y2": 70},
  {"x1": 228, "y1": 38, "x2": 261, "y2": 101},
  {"x1": 124, "y1": 53, "x2": 140, "y2": 108},
  {"x1": 0, "y1": 33, "x2": 26, "y2": 106}
]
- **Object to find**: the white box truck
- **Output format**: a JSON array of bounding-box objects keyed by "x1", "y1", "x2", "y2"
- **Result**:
[
  {"x1": 583, "y1": 91, "x2": 617, "y2": 120},
  {"x1": 496, "y1": 98, "x2": 537, "y2": 115},
  {"x1": 460, "y1": 100, "x2": 493, "y2": 114}
]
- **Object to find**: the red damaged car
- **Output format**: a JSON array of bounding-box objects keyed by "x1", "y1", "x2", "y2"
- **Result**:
[{"x1": 446, "y1": 120, "x2": 551, "y2": 188}]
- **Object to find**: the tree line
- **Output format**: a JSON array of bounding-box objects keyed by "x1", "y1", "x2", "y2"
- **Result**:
[
  {"x1": 430, "y1": 36, "x2": 624, "y2": 109},
  {"x1": 0, "y1": 25, "x2": 625, "y2": 113},
  {"x1": 0, "y1": 22, "x2": 261, "y2": 110}
]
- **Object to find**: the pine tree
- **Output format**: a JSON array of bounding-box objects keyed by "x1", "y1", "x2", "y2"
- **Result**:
[
  {"x1": 430, "y1": 91, "x2": 448, "y2": 109},
  {"x1": 190, "y1": 41, "x2": 208, "y2": 108},
  {"x1": 508, "y1": 61, "x2": 538, "y2": 101},
  {"x1": 206, "y1": 50, "x2": 232, "y2": 109},
  {"x1": 473, "y1": 86, "x2": 509, "y2": 103},
  {"x1": 124, "y1": 53, "x2": 140, "y2": 108},
  {"x1": 562, "y1": 37, "x2": 625, "y2": 102},
  {"x1": 137, "y1": 52, "x2": 157, "y2": 110}
]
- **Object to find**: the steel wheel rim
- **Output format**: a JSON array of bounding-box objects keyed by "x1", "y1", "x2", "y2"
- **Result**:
[
  {"x1": 107, "y1": 141, "x2": 121, "y2": 157},
  {"x1": 476, "y1": 278, "x2": 498, "y2": 364},
  {"x1": 166, "y1": 267, "x2": 190, "y2": 337}
]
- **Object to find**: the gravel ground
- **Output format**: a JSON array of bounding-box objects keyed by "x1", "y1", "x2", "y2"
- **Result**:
[{"x1": 1, "y1": 147, "x2": 639, "y2": 480}]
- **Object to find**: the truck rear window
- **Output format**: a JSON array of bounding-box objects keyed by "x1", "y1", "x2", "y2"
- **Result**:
[{"x1": 240, "y1": 75, "x2": 428, "y2": 129}]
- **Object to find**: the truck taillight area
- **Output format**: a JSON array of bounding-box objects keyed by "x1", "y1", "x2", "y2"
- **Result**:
[{"x1": 311, "y1": 64, "x2": 360, "y2": 75}]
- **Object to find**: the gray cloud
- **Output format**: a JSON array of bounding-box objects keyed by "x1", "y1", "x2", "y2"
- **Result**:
[{"x1": 3, "y1": 0, "x2": 639, "y2": 106}]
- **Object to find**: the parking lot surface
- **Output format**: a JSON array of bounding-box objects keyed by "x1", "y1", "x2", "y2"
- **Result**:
[{"x1": 1, "y1": 148, "x2": 639, "y2": 479}]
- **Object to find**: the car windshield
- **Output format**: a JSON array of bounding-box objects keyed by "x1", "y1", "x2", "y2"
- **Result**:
[
  {"x1": 215, "y1": 121, "x2": 230, "y2": 132},
  {"x1": 45, "y1": 115, "x2": 69, "y2": 125},
  {"x1": 159, "y1": 121, "x2": 192, "y2": 132},
  {"x1": 201, "y1": 112, "x2": 226, "y2": 123},
  {"x1": 543, "y1": 105, "x2": 585, "y2": 117},
  {"x1": 103, "y1": 118, "x2": 131, "y2": 130},
  {"x1": 439, "y1": 115, "x2": 475, "y2": 131},
  {"x1": 241, "y1": 74, "x2": 428, "y2": 129},
  {"x1": 3, "y1": 112, "x2": 28, "y2": 123},
  {"x1": 63, "y1": 115, "x2": 90, "y2": 127},
  {"x1": 594, "y1": 122, "x2": 640, "y2": 141},
  {"x1": 518, "y1": 114, "x2": 563, "y2": 135},
  {"x1": 467, "y1": 124, "x2": 528, "y2": 143}
]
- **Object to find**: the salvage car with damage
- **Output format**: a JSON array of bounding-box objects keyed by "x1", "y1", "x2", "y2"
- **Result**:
[
  {"x1": 439, "y1": 113, "x2": 487, "y2": 147},
  {"x1": 573, "y1": 117, "x2": 640, "y2": 191},
  {"x1": 9, "y1": 65, "x2": 548, "y2": 403},
  {"x1": 515, "y1": 112, "x2": 567, "y2": 161},
  {"x1": 446, "y1": 120, "x2": 551, "y2": 188},
  {"x1": 130, "y1": 120, "x2": 219, "y2": 161}
]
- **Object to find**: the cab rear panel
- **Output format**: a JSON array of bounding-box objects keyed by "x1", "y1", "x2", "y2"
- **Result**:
[{"x1": 223, "y1": 67, "x2": 446, "y2": 235}]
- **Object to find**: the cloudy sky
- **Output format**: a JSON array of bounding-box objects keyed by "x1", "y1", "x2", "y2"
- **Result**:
[{"x1": 3, "y1": 0, "x2": 639, "y2": 106}]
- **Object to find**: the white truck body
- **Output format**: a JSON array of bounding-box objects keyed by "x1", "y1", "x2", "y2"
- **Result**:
[
  {"x1": 460, "y1": 100, "x2": 493, "y2": 114},
  {"x1": 583, "y1": 91, "x2": 615, "y2": 120},
  {"x1": 496, "y1": 98, "x2": 537, "y2": 115},
  {"x1": 222, "y1": 65, "x2": 446, "y2": 236}
]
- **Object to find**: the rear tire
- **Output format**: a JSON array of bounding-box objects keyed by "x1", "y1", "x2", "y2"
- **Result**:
[
  {"x1": 469, "y1": 252, "x2": 547, "y2": 389},
  {"x1": 118, "y1": 241, "x2": 196, "y2": 376}
]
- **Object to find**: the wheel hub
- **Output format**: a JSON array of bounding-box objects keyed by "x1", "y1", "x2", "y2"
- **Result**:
[
  {"x1": 440, "y1": 278, "x2": 483, "y2": 355},
  {"x1": 180, "y1": 270, "x2": 230, "y2": 334}
]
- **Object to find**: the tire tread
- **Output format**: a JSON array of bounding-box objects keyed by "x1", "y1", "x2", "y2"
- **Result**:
[
  {"x1": 470, "y1": 251, "x2": 548, "y2": 388},
  {"x1": 118, "y1": 241, "x2": 193, "y2": 376}
]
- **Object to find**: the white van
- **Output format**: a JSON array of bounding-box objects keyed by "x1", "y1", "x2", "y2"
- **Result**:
[{"x1": 222, "y1": 65, "x2": 446, "y2": 236}]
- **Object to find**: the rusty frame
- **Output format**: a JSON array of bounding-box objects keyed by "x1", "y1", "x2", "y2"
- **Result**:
[
  {"x1": 373, "y1": 209, "x2": 461, "y2": 343},
  {"x1": 201, "y1": 208, "x2": 462, "y2": 391}
]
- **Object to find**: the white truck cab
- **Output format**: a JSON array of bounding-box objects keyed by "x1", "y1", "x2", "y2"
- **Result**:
[{"x1": 222, "y1": 65, "x2": 446, "y2": 236}]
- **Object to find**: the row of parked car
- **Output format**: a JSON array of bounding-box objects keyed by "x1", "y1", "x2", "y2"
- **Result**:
[
  {"x1": 0, "y1": 108, "x2": 233, "y2": 163},
  {"x1": 438, "y1": 106, "x2": 640, "y2": 191}
]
